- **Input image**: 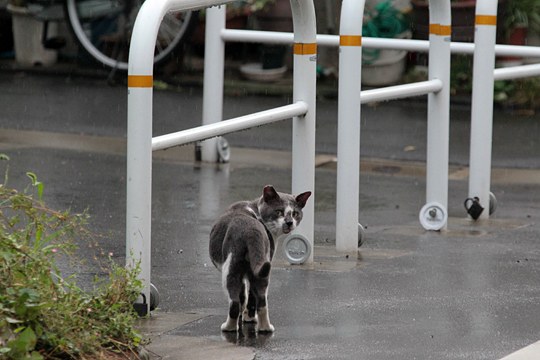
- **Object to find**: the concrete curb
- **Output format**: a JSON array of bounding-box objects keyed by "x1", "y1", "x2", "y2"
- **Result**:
[{"x1": 137, "y1": 312, "x2": 255, "y2": 360}]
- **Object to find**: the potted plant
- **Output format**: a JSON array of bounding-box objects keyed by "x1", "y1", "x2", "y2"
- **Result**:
[
  {"x1": 255, "y1": 0, "x2": 291, "y2": 68},
  {"x1": 498, "y1": 0, "x2": 540, "y2": 66},
  {"x1": 499, "y1": 0, "x2": 540, "y2": 66},
  {"x1": 362, "y1": 0, "x2": 411, "y2": 86},
  {"x1": 7, "y1": 0, "x2": 58, "y2": 66},
  {"x1": 239, "y1": 0, "x2": 292, "y2": 81}
]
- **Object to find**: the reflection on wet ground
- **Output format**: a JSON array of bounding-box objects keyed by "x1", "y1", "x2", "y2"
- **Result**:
[{"x1": 220, "y1": 322, "x2": 274, "y2": 348}]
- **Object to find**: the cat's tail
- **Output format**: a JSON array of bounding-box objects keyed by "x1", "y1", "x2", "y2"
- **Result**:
[
  {"x1": 245, "y1": 231, "x2": 272, "y2": 278},
  {"x1": 249, "y1": 250, "x2": 271, "y2": 278}
]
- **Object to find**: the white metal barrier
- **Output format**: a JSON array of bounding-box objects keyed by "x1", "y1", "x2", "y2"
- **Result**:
[
  {"x1": 336, "y1": 0, "x2": 453, "y2": 251},
  {"x1": 127, "y1": 0, "x2": 316, "y2": 313},
  {"x1": 201, "y1": 0, "x2": 540, "y2": 252},
  {"x1": 204, "y1": 1, "x2": 450, "y2": 253},
  {"x1": 200, "y1": 1, "x2": 451, "y2": 253},
  {"x1": 127, "y1": 0, "x2": 540, "y2": 310},
  {"x1": 335, "y1": 0, "x2": 447, "y2": 249}
]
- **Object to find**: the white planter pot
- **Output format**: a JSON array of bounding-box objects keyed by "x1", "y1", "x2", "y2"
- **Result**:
[
  {"x1": 8, "y1": 4, "x2": 57, "y2": 66},
  {"x1": 362, "y1": 50, "x2": 407, "y2": 86},
  {"x1": 362, "y1": 31, "x2": 410, "y2": 86}
]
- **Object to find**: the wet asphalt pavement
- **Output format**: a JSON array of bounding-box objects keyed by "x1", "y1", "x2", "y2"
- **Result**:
[{"x1": 1, "y1": 69, "x2": 540, "y2": 359}]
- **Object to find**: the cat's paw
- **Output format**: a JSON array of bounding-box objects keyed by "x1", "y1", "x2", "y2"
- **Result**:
[
  {"x1": 221, "y1": 317, "x2": 238, "y2": 332},
  {"x1": 257, "y1": 322, "x2": 275, "y2": 333},
  {"x1": 256, "y1": 307, "x2": 274, "y2": 332},
  {"x1": 242, "y1": 309, "x2": 258, "y2": 323}
]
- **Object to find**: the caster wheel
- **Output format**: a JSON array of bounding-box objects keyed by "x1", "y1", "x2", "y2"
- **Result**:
[
  {"x1": 150, "y1": 283, "x2": 160, "y2": 311},
  {"x1": 489, "y1": 192, "x2": 497, "y2": 215},
  {"x1": 217, "y1": 137, "x2": 230, "y2": 163},
  {"x1": 419, "y1": 202, "x2": 448, "y2": 231},
  {"x1": 358, "y1": 223, "x2": 365, "y2": 247},
  {"x1": 283, "y1": 234, "x2": 311, "y2": 265},
  {"x1": 133, "y1": 283, "x2": 160, "y2": 316}
]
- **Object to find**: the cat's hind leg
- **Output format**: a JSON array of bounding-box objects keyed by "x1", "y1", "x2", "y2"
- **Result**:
[
  {"x1": 221, "y1": 254, "x2": 242, "y2": 332},
  {"x1": 222, "y1": 299, "x2": 241, "y2": 332},
  {"x1": 252, "y1": 274, "x2": 274, "y2": 332},
  {"x1": 242, "y1": 280, "x2": 258, "y2": 323}
]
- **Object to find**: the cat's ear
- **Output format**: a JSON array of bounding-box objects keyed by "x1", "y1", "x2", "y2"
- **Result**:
[
  {"x1": 295, "y1": 191, "x2": 312, "y2": 208},
  {"x1": 263, "y1": 185, "x2": 280, "y2": 203}
]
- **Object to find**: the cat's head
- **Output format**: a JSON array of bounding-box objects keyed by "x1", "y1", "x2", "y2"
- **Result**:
[{"x1": 257, "y1": 185, "x2": 311, "y2": 237}]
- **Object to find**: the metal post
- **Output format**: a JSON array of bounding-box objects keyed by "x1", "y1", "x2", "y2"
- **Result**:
[
  {"x1": 422, "y1": 0, "x2": 452, "y2": 230},
  {"x1": 127, "y1": 0, "x2": 236, "y2": 313},
  {"x1": 335, "y1": 0, "x2": 365, "y2": 253},
  {"x1": 201, "y1": 5, "x2": 226, "y2": 162},
  {"x1": 290, "y1": 0, "x2": 317, "y2": 263},
  {"x1": 126, "y1": 0, "x2": 163, "y2": 315},
  {"x1": 468, "y1": 0, "x2": 498, "y2": 220}
]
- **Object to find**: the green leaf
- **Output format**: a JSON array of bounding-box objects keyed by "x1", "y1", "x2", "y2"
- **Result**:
[
  {"x1": 0, "y1": 180, "x2": 145, "y2": 357},
  {"x1": 26, "y1": 172, "x2": 38, "y2": 185},
  {"x1": 7, "y1": 327, "x2": 37, "y2": 355},
  {"x1": 29, "y1": 351, "x2": 44, "y2": 360},
  {"x1": 25, "y1": 172, "x2": 44, "y2": 200},
  {"x1": 5, "y1": 316, "x2": 23, "y2": 324}
]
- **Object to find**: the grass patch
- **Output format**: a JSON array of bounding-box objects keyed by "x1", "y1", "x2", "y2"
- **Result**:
[{"x1": 0, "y1": 156, "x2": 144, "y2": 359}]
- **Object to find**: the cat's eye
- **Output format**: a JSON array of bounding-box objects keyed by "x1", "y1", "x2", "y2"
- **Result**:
[
  {"x1": 293, "y1": 211, "x2": 299, "y2": 217},
  {"x1": 275, "y1": 210, "x2": 284, "y2": 216}
]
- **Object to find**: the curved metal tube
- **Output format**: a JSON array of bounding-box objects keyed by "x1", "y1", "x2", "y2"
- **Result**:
[
  {"x1": 290, "y1": 0, "x2": 318, "y2": 262},
  {"x1": 126, "y1": 0, "x2": 319, "y2": 311}
]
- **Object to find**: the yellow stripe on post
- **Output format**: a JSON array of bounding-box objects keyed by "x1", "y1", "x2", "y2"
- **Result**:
[
  {"x1": 429, "y1": 24, "x2": 451, "y2": 36},
  {"x1": 128, "y1": 75, "x2": 153, "y2": 88},
  {"x1": 476, "y1": 15, "x2": 497, "y2": 26},
  {"x1": 340, "y1": 35, "x2": 362, "y2": 47},
  {"x1": 294, "y1": 43, "x2": 317, "y2": 55}
]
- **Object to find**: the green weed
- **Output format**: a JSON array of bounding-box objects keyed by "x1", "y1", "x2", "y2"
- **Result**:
[{"x1": 0, "y1": 157, "x2": 144, "y2": 359}]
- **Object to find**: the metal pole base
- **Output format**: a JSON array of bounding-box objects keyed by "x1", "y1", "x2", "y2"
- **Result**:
[{"x1": 419, "y1": 202, "x2": 448, "y2": 231}]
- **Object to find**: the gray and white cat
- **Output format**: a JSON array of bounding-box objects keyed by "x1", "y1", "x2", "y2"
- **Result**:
[{"x1": 209, "y1": 185, "x2": 311, "y2": 332}]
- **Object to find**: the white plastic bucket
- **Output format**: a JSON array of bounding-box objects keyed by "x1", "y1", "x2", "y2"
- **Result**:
[{"x1": 8, "y1": 4, "x2": 57, "y2": 67}]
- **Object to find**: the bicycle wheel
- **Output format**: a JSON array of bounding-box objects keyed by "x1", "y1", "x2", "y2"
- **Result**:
[{"x1": 65, "y1": 0, "x2": 198, "y2": 70}]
